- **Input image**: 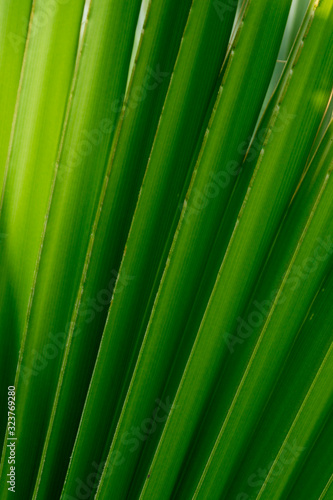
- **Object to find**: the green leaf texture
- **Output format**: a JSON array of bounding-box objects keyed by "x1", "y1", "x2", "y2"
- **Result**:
[{"x1": 0, "y1": 0, "x2": 332, "y2": 499}]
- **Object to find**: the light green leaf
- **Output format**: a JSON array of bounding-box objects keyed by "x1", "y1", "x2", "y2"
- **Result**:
[
  {"x1": 33, "y1": 0, "x2": 195, "y2": 497},
  {"x1": 0, "y1": 0, "x2": 33, "y2": 187},
  {"x1": 0, "y1": 0, "x2": 142, "y2": 498},
  {"x1": 0, "y1": 0, "x2": 85, "y2": 455}
]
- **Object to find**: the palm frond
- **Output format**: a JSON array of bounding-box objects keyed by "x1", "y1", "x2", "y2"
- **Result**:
[{"x1": 0, "y1": 1, "x2": 332, "y2": 499}]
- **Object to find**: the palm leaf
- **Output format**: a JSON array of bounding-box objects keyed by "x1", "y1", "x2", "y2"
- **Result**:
[
  {"x1": 0, "y1": 0, "x2": 332, "y2": 499},
  {"x1": 0, "y1": 0, "x2": 86, "y2": 451},
  {"x1": 129, "y1": 2, "x2": 332, "y2": 498},
  {"x1": 61, "y1": 3, "x2": 238, "y2": 498},
  {"x1": 0, "y1": 0, "x2": 142, "y2": 497},
  {"x1": 0, "y1": 0, "x2": 33, "y2": 187}
]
